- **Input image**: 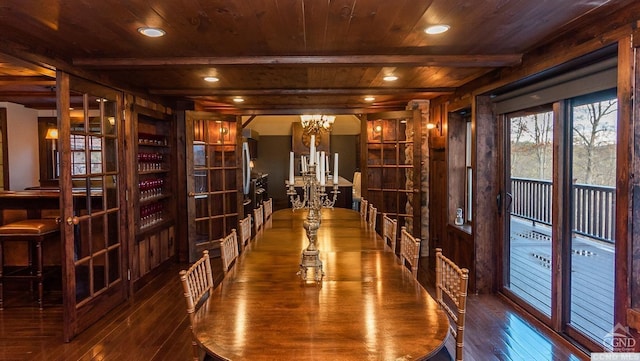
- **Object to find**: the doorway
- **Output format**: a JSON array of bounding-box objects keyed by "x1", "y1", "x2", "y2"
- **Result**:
[{"x1": 502, "y1": 89, "x2": 617, "y2": 350}]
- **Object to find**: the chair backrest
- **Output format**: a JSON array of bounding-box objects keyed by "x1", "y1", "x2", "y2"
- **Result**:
[
  {"x1": 239, "y1": 214, "x2": 252, "y2": 251},
  {"x1": 220, "y1": 229, "x2": 239, "y2": 273},
  {"x1": 400, "y1": 226, "x2": 421, "y2": 278},
  {"x1": 254, "y1": 204, "x2": 264, "y2": 233},
  {"x1": 179, "y1": 250, "x2": 215, "y2": 360},
  {"x1": 352, "y1": 172, "x2": 362, "y2": 200},
  {"x1": 360, "y1": 198, "x2": 368, "y2": 219},
  {"x1": 368, "y1": 204, "x2": 377, "y2": 230},
  {"x1": 263, "y1": 198, "x2": 273, "y2": 220},
  {"x1": 435, "y1": 248, "x2": 469, "y2": 361},
  {"x1": 382, "y1": 213, "x2": 398, "y2": 253}
]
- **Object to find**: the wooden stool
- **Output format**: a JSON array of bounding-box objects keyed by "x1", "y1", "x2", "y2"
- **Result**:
[{"x1": 0, "y1": 219, "x2": 59, "y2": 310}]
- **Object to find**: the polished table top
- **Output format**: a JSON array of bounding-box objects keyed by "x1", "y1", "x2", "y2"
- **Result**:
[{"x1": 193, "y1": 208, "x2": 449, "y2": 360}]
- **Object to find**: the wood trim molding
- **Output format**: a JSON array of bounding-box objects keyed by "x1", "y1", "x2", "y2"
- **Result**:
[{"x1": 628, "y1": 309, "x2": 640, "y2": 331}]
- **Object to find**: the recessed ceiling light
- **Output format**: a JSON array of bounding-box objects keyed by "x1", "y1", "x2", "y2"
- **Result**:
[
  {"x1": 204, "y1": 76, "x2": 219, "y2": 82},
  {"x1": 364, "y1": 96, "x2": 375, "y2": 102},
  {"x1": 383, "y1": 75, "x2": 398, "y2": 82},
  {"x1": 138, "y1": 27, "x2": 166, "y2": 37},
  {"x1": 425, "y1": 24, "x2": 450, "y2": 35},
  {"x1": 233, "y1": 97, "x2": 245, "y2": 103}
]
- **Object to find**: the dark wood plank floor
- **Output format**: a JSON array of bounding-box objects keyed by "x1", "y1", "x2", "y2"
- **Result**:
[{"x1": 0, "y1": 256, "x2": 590, "y2": 361}]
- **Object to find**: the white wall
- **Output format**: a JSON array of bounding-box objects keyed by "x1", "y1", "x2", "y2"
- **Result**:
[{"x1": 0, "y1": 102, "x2": 40, "y2": 190}]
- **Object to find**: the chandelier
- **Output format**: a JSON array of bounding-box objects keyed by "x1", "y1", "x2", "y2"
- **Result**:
[{"x1": 300, "y1": 114, "x2": 335, "y2": 134}]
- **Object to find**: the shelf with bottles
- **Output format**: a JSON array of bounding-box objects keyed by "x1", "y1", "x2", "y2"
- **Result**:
[
  {"x1": 137, "y1": 151, "x2": 168, "y2": 173},
  {"x1": 139, "y1": 201, "x2": 168, "y2": 230},
  {"x1": 138, "y1": 177, "x2": 171, "y2": 204},
  {"x1": 138, "y1": 132, "x2": 169, "y2": 147}
]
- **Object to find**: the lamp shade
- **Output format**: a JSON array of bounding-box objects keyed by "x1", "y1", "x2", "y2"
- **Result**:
[{"x1": 45, "y1": 128, "x2": 59, "y2": 140}]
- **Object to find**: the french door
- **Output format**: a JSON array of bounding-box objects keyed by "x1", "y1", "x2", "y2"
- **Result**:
[
  {"x1": 363, "y1": 110, "x2": 421, "y2": 238},
  {"x1": 185, "y1": 111, "x2": 242, "y2": 262},
  {"x1": 59, "y1": 72, "x2": 127, "y2": 341},
  {"x1": 502, "y1": 89, "x2": 617, "y2": 350}
]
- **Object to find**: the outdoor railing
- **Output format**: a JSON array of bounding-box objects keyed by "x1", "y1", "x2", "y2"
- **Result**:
[{"x1": 510, "y1": 177, "x2": 615, "y2": 243}]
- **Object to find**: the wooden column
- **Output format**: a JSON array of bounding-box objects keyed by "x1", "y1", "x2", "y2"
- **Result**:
[
  {"x1": 473, "y1": 95, "x2": 499, "y2": 294},
  {"x1": 622, "y1": 30, "x2": 640, "y2": 344}
]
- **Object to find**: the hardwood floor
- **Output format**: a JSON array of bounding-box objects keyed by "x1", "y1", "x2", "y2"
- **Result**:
[{"x1": 0, "y1": 257, "x2": 590, "y2": 361}]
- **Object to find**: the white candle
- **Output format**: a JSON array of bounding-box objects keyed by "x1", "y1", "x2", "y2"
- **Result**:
[
  {"x1": 309, "y1": 135, "x2": 315, "y2": 165},
  {"x1": 333, "y1": 153, "x2": 339, "y2": 184},
  {"x1": 301, "y1": 155, "x2": 307, "y2": 173},
  {"x1": 325, "y1": 154, "x2": 330, "y2": 173},
  {"x1": 316, "y1": 156, "x2": 321, "y2": 181},
  {"x1": 320, "y1": 151, "x2": 326, "y2": 185},
  {"x1": 289, "y1": 151, "x2": 294, "y2": 184}
]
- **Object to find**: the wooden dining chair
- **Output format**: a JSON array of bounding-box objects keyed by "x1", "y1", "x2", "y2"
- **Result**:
[
  {"x1": 367, "y1": 204, "x2": 377, "y2": 230},
  {"x1": 399, "y1": 226, "x2": 421, "y2": 278},
  {"x1": 253, "y1": 204, "x2": 264, "y2": 233},
  {"x1": 179, "y1": 250, "x2": 215, "y2": 361},
  {"x1": 238, "y1": 214, "x2": 252, "y2": 252},
  {"x1": 433, "y1": 248, "x2": 469, "y2": 361},
  {"x1": 263, "y1": 198, "x2": 273, "y2": 220},
  {"x1": 359, "y1": 198, "x2": 368, "y2": 220},
  {"x1": 382, "y1": 213, "x2": 398, "y2": 254},
  {"x1": 220, "y1": 229, "x2": 239, "y2": 273}
]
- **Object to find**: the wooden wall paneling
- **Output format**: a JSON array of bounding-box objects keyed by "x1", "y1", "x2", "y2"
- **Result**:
[
  {"x1": 139, "y1": 237, "x2": 149, "y2": 276},
  {"x1": 132, "y1": 242, "x2": 140, "y2": 280},
  {"x1": 160, "y1": 228, "x2": 168, "y2": 262},
  {"x1": 447, "y1": 111, "x2": 465, "y2": 228},
  {"x1": 168, "y1": 226, "x2": 175, "y2": 258},
  {"x1": 150, "y1": 233, "x2": 159, "y2": 268},
  {"x1": 427, "y1": 100, "x2": 447, "y2": 282},
  {"x1": 123, "y1": 93, "x2": 137, "y2": 295},
  {"x1": 620, "y1": 32, "x2": 639, "y2": 341},
  {"x1": 175, "y1": 107, "x2": 188, "y2": 263},
  {"x1": 473, "y1": 95, "x2": 499, "y2": 294},
  {"x1": 359, "y1": 114, "x2": 368, "y2": 200}
]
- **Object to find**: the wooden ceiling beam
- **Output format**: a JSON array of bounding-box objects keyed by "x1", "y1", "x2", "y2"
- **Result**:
[
  {"x1": 150, "y1": 87, "x2": 456, "y2": 96},
  {"x1": 73, "y1": 54, "x2": 522, "y2": 68},
  {"x1": 0, "y1": 91, "x2": 57, "y2": 97},
  {"x1": 200, "y1": 105, "x2": 408, "y2": 116},
  {"x1": 0, "y1": 76, "x2": 55, "y2": 86}
]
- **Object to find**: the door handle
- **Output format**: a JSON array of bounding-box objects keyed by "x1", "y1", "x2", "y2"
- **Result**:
[
  {"x1": 66, "y1": 216, "x2": 79, "y2": 225},
  {"x1": 188, "y1": 192, "x2": 196, "y2": 197}
]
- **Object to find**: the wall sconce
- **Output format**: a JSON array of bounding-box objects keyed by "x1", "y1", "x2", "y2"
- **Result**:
[
  {"x1": 426, "y1": 123, "x2": 437, "y2": 130},
  {"x1": 374, "y1": 124, "x2": 382, "y2": 133}
]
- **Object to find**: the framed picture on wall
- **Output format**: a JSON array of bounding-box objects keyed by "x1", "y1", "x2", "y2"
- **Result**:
[{"x1": 292, "y1": 122, "x2": 330, "y2": 154}]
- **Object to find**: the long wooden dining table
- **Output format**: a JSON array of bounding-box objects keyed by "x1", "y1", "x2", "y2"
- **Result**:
[{"x1": 192, "y1": 208, "x2": 449, "y2": 360}]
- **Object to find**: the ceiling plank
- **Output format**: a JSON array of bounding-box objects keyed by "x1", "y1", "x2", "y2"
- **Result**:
[{"x1": 73, "y1": 54, "x2": 522, "y2": 68}]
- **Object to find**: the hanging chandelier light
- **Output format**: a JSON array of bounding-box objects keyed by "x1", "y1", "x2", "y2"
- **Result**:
[{"x1": 300, "y1": 114, "x2": 335, "y2": 134}]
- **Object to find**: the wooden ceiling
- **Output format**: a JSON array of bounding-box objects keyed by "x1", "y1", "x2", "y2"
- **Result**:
[{"x1": 0, "y1": 0, "x2": 632, "y2": 114}]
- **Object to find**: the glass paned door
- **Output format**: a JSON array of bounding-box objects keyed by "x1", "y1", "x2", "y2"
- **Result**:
[
  {"x1": 365, "y1": 110, "x2": 421, "y2": 239},
  {"x1": 504, "y1": 108, "x2": 554, "y2": 317},
  {"x1": 502, "y1": 89, "x2": 617, "y2": 351},
  {"x1": 59, "y1": 73, "x2": 125, "y2": 341},
  {"x1": 568, "y1": 91, "x2": 616, "y2": 347},
  {"x1": 186, "y1": 112, "x2": 240, "y2": 262}
]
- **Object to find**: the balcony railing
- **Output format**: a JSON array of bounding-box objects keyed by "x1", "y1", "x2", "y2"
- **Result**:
[{"x1": 510, "y1": 177, "x2": 615, "y2": 243}]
